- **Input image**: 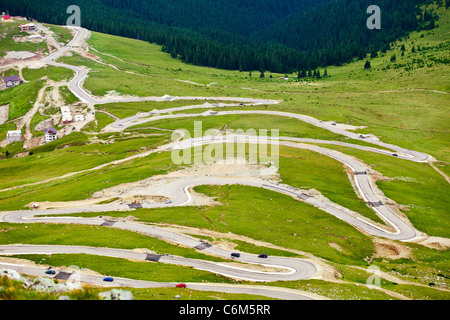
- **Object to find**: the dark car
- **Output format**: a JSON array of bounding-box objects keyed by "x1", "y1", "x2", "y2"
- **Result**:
[
  {"x1": 231, "y1": 252, "x2": 240, "y2": 258},
  {"x1": 103, "y1": 277, "x2": 114, "y2": 282},
  {"x1": 258, "y1": 254, "x2": 268, "y2": 258},
  {"x1": 45, "y1": 270, "x2": 56, "y2": 275},
  {"x1": 176, "y1": 283, "x2": 186, "y2": 288},
  {"x1": 393, "y1": 154, "x2": 399, "y2": 157}
]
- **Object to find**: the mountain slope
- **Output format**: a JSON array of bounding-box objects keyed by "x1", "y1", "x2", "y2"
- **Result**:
[{"x1": 1, "y1": 0, "x2": 442, "y2": 72}]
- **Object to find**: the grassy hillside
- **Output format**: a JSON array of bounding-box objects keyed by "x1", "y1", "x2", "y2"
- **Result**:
[
  {"x1": 0, "y1": 2, "x2": 448, "y2": 301},
  {"x1": 52, "y1": 3, "x2": 449, "y2": 162}
]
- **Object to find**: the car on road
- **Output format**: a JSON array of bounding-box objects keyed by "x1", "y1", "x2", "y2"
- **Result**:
[
  {"x1": 103, "y1": 277, "x2": 114, "y2": 282},
  {"x1": 176, "y1": 283, "x2": 186, "y2": 288},
  {"x1": 393, "y1": 154, "x2": 399, "y2": 157},
  {"x1": 231, "y1": 252, "x2": 240, "y2": 258},
  {"x1": 45, "y1": 270, "x2": 56, "y2": 275},
  {"x1": 165, "y1": 200, "x2": 173, "y2": 204},
  {"x1": 258, "y1": 254, "x2": 268, "y2": 258}
]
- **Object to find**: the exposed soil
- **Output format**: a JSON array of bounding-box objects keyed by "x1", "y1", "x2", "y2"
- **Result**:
[
  {"x1": 0, "y1": 104, "x2": 9, "y2": 125},
  {"x1": 371, "y1": 238, "x2": 412, "y2": 260}
]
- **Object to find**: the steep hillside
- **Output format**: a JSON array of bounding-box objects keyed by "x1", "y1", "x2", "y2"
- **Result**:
[{"x1": 1, "y1": 0, "x2": 440, "y2": 72}]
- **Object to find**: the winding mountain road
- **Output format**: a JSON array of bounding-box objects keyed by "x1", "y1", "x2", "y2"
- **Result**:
[{"x1": 0, "y1": 25, "x2": 440, "y2": 299}]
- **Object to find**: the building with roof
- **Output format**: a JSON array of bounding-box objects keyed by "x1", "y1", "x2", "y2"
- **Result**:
[
  {"x1": 1, "y1": 14, "x2": 13, "y2": 22},
  {"x1": 3, "y1": 75, "x2": 20, "y2": 88},
  {"x1": 44, "y1": 126, "x2": 57, "y2": 143},
  {"x1": 6, "y1": 130, "x2": 22, "y2": 143},
  {"x1": 61, "y1": 106, "x2": 73, "y2": 124},
  {"x1": 20, "y1": 23, "x2": 36, "y2": 32}
]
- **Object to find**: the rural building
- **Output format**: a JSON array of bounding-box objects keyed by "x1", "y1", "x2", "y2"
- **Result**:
[
  {"x1": 74, "y1": 114, "x2": 85, "y2": 122},
  {"x1": 44, "y1": 126, "x2": 57, "y2": 143},
  {"x1": 6, "y1": 130, "x2": 22, "y2": 143},
  {"x1": 19, "y1": 23, "x2": 36, "y2": 32},
  {"x1": 61, "y1": 106, "x2": 71, "y2": 113},
  {"x1": 3, "y1": 75, "x2": 20, "y2": 88},
  {"x1": 62, "y1": 113, "x2": 73, "y2": 123},
  {"x1": 61, "y1": 106, "x2": 73, "y2": 124},
  {"x1": 1, "y1": 14, "x2": 13, "y2": 22}
]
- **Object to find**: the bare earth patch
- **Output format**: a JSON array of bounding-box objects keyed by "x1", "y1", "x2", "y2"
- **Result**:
[{"x1": 0, "y1": 104, "x2": 9, "y2": 125}]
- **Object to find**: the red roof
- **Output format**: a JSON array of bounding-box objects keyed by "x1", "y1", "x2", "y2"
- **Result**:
[{"x1": 2, "y1": 15, "x2": 11, "y2": 20}]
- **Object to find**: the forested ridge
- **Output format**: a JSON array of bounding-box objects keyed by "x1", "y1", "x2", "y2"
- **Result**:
[{"x1": 1, "y1": 0, "x2": 443, "y2": 73}]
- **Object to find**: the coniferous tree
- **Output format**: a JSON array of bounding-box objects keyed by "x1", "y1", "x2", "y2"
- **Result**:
[
  {"x1": 1, "y1": 0, "x2": 430, "y2": 73},
  {"x1": 364, "y1": 60, "x2": 371, "y2": 70}
]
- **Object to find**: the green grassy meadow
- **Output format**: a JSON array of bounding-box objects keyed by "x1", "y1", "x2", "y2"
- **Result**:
[{"x1": 0, "y1": 2, "x2": 448, "y2": 300}]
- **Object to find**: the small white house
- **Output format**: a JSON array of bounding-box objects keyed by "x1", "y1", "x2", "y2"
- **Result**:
[
  {"x1": 61, "y1": 106, "x2": 73, "y2": 124},
  {"x1": 74, "y1": 114, "x2": 85, "y2": 122},
  {"x1": 61, "y1": 106, "x2": 71, "y2": 113},
  {"x1": 44, "y1": 126, "x2": 57, "y2": 143},
  {"x1": 6, "y1": 130, "x2": 22, "y2": 143},
  {"x1": 19, "y1": 23, "x2": 36, "y2": 32},
  {"x1": 62, "y1": 113, "x2": 73, "y2": 123}
]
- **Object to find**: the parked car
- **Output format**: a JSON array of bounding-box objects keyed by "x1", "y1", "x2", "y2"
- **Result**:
[
  {"x1": 231, "y1": 252, "x2": 240, "y2": 258},
  {"x1": 258, "y1": 254, "x2": 268, "y2": 258},
  {"x1": 103, "y1": 277, "x2": 114, "y2": 282},
  {"x1": 45, "y1": 270, "x2": 56, "y2": 275},
  {"x1": 176, "y1": 283, "x2": 186, "y2": 288},
  {"x1": 166, "y1": 200, "x2": 173, "y2": 204}
]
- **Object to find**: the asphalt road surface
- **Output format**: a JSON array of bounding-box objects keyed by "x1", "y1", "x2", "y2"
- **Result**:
[{"x1": 0, "y1": 262, "x2": 315, "y2": 300}]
